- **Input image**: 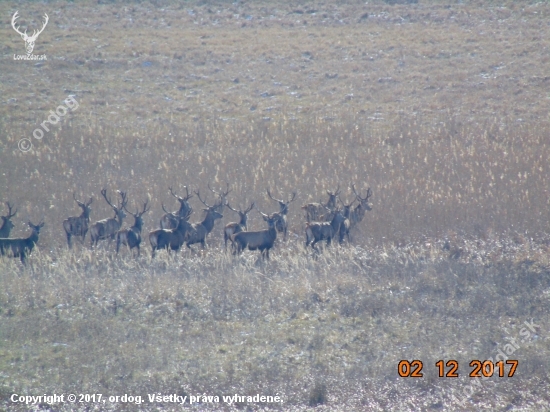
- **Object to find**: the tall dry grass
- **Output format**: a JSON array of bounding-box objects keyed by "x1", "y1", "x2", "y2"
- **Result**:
[
  {"x1": 1, "y1": 112, "x2": 550, "y2": 249},
  {"x1": 1, "y1": 237, "x2": 549, "y2": 410}
]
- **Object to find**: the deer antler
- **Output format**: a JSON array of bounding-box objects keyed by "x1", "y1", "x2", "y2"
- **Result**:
[
  {"x1": 253, "y1": 203, "x2": 268, "y2": 218},
  {"x1": 288, "y1": 192, "x2": 297, "y2": 203},
  {"x1": 208, "y1": 182, "x2": 232, "y2": 199},
  {"x1": 5, "y1": 202, "x2": 17, "y2": 218},
  {"x1": 100, "y1": 189, "x2": 116, "y2": 210},
  {"x1": 225, "y1": 202, "x2": 240, "y2": 214},
  {"x1": 140, "y1": 200, "x2": 150, "y2": 216},
  {"x1": 168, "y1": 186, "x2": 181, "y2": 200},
  {"x1": 365, "y1": 188, "x2": 373, "y2": 201},
  {"x1": 116, "y1": 190, "x2": 128, "y2": 209},
  {"x1": 267, "y1": 188, "x2": 282, "y2": 203},
  {"x1": 194, "y1": 189, "x2": 213, "y2": 209},
  {"x1": 351, "y1": 184, "x2": 372, "y2": 202},
  {"x1": 124, "y1": 200, "x2": 150, "y2": 218},
  {"x1": 244, "y1": 202, "x2": 255, "y2": 214}
]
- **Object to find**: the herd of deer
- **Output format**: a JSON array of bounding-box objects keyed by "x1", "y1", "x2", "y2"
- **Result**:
[{"x1": 0, "y1": 184, "x2": 372, "y2": 263}]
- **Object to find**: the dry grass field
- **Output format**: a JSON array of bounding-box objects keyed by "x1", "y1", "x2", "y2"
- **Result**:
[{"x1": 1, "y1": 0, "x2": 550, "y2": 410}]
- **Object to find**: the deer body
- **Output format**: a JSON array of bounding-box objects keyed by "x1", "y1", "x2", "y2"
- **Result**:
[
  {"x1": 116, "y1": 201, "x2": 149, "y2": 257},
  {"x1": 0, "y1": 203, "x2": 17, "y2": 238},
  {"x1": 350, "y1": 186, "x2": 373, "y2": 229},
  {"x1": 232, "y1": 212, "x2": 279, "y2": 260},
  {"x1": 90, "y1": 190, "x2": 128, "y2": 247},
  {"x1": 305, "y1": 210, "x2": 346, "y2": 250},
  {"x1": 185, "y1": 209, "x2": 223, "y2": 250},
  {"x1": 224, "y1": 202, "x2": 254, "y2": 249},
  {"x1": 267, "y1": 189, "x2": 296, "y2": 240},
  {"x1": 338, "y1": 197, "x2": 355, "y2": 244},
  {"x1": 302, "y1": 185, "x2": 340, "y2": 222},
  {"x1": 0, "y1": 221, "x2": 44, "y2": 263},
  {"x1": 63, "y1": 194, "x2": 93, "y2": 248},
  {"x1": 149, "y1": 212, "x2": 191, "y2": 258},
  {"x1": 160, "y1": 186, "x2": 193, "y2": 229}
]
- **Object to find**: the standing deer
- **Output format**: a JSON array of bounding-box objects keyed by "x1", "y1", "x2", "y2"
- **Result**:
[
  {"x1": 0, "y1": 221, "x2": 44, "y2": 263},
  {"x1": 62, "y1": 194, "x2": 93, "y2": 248},
  {"x1": 224, "y1": 202, "x2": 254, "y2": 250},
  {"x1": 0, "y1": 202, "x2": 17, "y2": 238},
  {"x1": 301, "y1": 185, "x2": 341, "y2": 222},
  {"x1": 231, "y1": 207, "x2": 280, "y2": 260},
  {"x1": 160, "y1": 186, "x2": 193, "y2": 229},
  {"x1": 267, "y1": 189, "x2": 297, "y2": 240},
  {"x1": 116, "y1": 200, "x2": 150, "y2": 257},
  {"x1": 90, "y1": 189, "x2": 128, "y2": 247},
  {"x1": 184, "y1": 190, "x2": 224, "y2": 250},
  {"x1": 149, "y1": 209, "x2": 192, "y2": 258},
  {"x1": 338, "y1": 196, "x2": 356, "y2": 244},
  {"x1": 305, "y1": 208, "x2": 346, "y2": 250},
  {"x1": 350, "y1": 185, "x2": 373, "y2": 229}
]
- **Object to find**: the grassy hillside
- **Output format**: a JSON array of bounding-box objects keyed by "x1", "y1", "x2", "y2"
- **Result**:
[{"x1": 1, "y1": 0, "x2": 549, "y2": 410}]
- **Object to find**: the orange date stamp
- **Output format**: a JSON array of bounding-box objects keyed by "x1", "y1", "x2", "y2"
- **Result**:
[{"x1": 398, "y1": 360, "x2": 518, "y2": 378}]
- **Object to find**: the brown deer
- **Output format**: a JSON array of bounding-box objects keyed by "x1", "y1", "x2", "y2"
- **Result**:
[
  {"x1": 301, "y1": 185, "x2": 341, "y2": 222},
  {"x1": 0, "y1": 202, "x2": 17, "y2": 238},
  {"x1": 62, "y1": 194, "x2": 93, "y2": 248},
  {"x1": 0, "y1": 221, "x2": 44, "y2": 263},
  {"x1": 184, "y1": 190, "x2": 224, "y2": 250},
  {"x1": 116, "y1": 200, "x2": 150, "y2": 257},
  {"x1": 350, "y1": 185, "x2": 373, "y2": 229},
  {"x1": 149, "y1": 209, "x2": 192, "y2": 258},
  {"x1": 90, "y1": 189, "x2": 128, "y2": 247},
  {"x1": 231, "y1": 207, "x2": 280, "y2": 260},
  {"x1": 160, "y1": 186, "x2": 193, "y2": 229},
  {"x1": 224, "y1": 201, "x2": 254, "y2": 250},
  {"x1": 267, "y1": 189, "x2": 297, "y2": 240},
  {"x1": 305, "y1": 208, "x2": 346, "y2": 250},
  {"x1": 338, "y1": 196, "x2": 356, "y2": 244}
]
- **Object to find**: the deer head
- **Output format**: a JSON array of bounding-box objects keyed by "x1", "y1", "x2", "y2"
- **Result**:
[
  {"x1": 267, "y1": 189, "x2": 297, "y2": 215},
  {"x1": 73, "y1": 193, "x2": 93, "y2": 218},
  {"x1": 351, "y1": 184, "x2": 373, "y2": 211},
  {"x1": 101, "y1": 189, "x2": 128, "y2": 220}
]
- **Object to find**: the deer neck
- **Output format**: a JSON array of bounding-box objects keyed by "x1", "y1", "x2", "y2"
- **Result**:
[
  {"x1": 133, "y1": 218, "x2": 143, "y2": 233},
  {"x1": 331, "y1": 215, "x2": 342, "y2": 230},
  {"x1": 268, "y1": 224, "x2": 277, "y2": 240},
  {"x1": 28, "y1": 230, "x2": 39, "y2": 244},
  {"x1": 201, "y1": 213, "x2": 217, "y2": 233}
]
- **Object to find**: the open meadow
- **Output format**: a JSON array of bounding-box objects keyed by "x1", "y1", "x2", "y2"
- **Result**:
[{"x1": 1, "y1": 0, "x2": 550, "y2": 410}]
